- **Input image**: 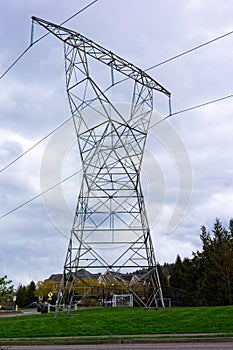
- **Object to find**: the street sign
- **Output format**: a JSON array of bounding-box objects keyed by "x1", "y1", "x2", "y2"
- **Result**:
[{"x1": 48, "y1": 292, "x2": 53, "y2": 300}]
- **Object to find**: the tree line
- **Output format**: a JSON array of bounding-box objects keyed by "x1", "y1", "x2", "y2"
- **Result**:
[
  {"x1": 1, "y1": 218, "x2": 233, "y2": 308},
  {"x1": 164, "y1": 218, "x2": 233, "y2": 306}
]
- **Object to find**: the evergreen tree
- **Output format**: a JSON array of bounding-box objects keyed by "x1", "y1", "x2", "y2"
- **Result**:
[
  {"x1": 169, "y1": 255, "x2": 198, "y2": 305},
  {"x1": 16, "y1": 281, "x2": 37, "y2": 307},
  {"x1": 193, "y1": 218, "x2": 233, "y2": 306},
  {"x1": 27, "y1": 281, "x2": 36, "y2": 304},
  {"x1": 169, "y1": 255, "x2": 183, "y2": 289},
  {"x1": 16, "y1": 285, "x2": 28, "y2": 307},
  {"x1": 157, "y1": 264, "x2": 169, "y2": 287},
  {"x1": 169, "y1": 219, "x2": 233, "y2": 306}
]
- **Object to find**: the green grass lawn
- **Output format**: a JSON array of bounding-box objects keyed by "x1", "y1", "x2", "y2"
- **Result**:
[{"x1": 0, "y1": 306, "x2": 232, "y2": 339}]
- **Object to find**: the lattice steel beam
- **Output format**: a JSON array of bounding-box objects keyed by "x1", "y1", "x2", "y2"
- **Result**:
[
  {"x1": 33, "y1": 16, "x2": 171, "y2": 311},
  {"x1": 32, "y1": 16, "x2": 171, "y2": 97}
]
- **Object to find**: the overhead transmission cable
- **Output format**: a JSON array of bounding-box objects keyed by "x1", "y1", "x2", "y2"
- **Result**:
[
  {"x1": 0, "y1": 0, "x2": 98, "y2": 172},
  {"x1": 0, "y1": 0, "x2": 98, "y2": 80},
  {"x1": 1, "y1": 11, "x2": 233, "y2": 173},
  {"x1": 150, "y1": 92, "x2": 233, "y2": 129},
  {"x1": 2, "y1": 72, "x2": 233, "y2": 177},
  {"x1": 2, "y1": 18, "x2": 233, "y2": 220},
  {"x1": 1, "y1": 90, "x2": 233, "y2": 222},
  {"x1": 0, "y1": 169, "x2": 81, "y2": 221},
  {"x1": 0, "y1": 115, "x2": 73, "y2": 174},
  {"x1": 145, "y1": 28, "x2": 233, "y2": 71},
  {"x1": 2, "y1": 87, "x2": 233, "y2": 179}
]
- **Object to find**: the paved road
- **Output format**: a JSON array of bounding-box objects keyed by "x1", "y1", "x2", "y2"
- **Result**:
[
  {"x1": 8, "y1": 341, "x2": 233, "y2": 349},
  {"x1": 0, "y1": 310, "x2": 38, "y2": 317}
]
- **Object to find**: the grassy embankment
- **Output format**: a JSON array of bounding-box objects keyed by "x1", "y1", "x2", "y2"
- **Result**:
[{"x1": 0, "y1": 306, "x2": 232, "y2": 339}]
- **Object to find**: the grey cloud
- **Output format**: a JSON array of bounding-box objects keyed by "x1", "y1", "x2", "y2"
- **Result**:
[{"x1": 0, "y1": 139, "x2": 23, "y2": 164}]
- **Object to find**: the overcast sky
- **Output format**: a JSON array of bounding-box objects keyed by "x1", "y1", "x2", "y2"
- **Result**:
[{"x1": 1, "y1": 0, "x2": 233, "y2": 287}]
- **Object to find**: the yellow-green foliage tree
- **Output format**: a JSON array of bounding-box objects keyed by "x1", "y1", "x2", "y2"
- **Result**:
[{"x1": 35, "y1": 280, "x2": 58, "y2": 303}]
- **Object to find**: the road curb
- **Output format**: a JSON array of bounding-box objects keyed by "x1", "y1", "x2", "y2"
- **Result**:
[{"x1": 1, "y1": 336, "x2": 233, "y2": 346}]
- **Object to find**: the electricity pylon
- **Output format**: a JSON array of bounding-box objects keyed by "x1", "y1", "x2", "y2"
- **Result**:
[{"x1": 32, "y1": 16, "x2": 171, "y2": 310}]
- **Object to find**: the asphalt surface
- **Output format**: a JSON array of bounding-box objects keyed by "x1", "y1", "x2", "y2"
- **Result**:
[
  {"x1": 7, "y1": 342, "x2": 233, "y2": 349},
  {"x1": 0, "y1": 310, "x2": 38, "y2": 317}
]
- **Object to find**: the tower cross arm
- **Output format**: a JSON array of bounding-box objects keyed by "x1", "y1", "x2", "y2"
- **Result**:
[{"x1": 32, "y1": 16, "x2": 171, "y2": 97}]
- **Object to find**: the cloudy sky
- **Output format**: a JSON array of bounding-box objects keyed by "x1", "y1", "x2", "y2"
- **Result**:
[{"x1": 1, "y1": 0, "x2": 233, "y2": 287}]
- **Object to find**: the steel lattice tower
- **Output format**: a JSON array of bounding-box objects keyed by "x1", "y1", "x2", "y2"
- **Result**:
[{"x1": 33, "y1": 17, "x2": 171, "y2": 309}]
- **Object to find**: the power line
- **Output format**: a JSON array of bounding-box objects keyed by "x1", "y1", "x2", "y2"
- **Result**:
[
  {"x1": 0, "y1": 46, "x2": 32, "y2": 80},
  {"x1": 31, "y1": 0, "x2": 98, "y2": 46},
  {"x1": 1, "y1": 8, "x2": 233, "y2": 220},
  {"x1": 150, "y1": 92, "x2": 233, "y2": 129},
  {"x1": 107, "y1": 26, "x2": 233, "y2": 88},
  {"x1": 145, "y1": 28, "x2": 233, "y2": 71},
  {"x1": 171, "y1": 93, "x2": 233, "y2": 116},
  {"x1": 0, "y1": 1, "x2": 98, "y2": 173},
  {"x1": 0, "y1": 0, "x2": 98, "y2": 80},
  {"x1": 60, "y1": 0, "x2": 98, "y2": 26},
  {"x1": 2, "y1": 90, "x2": 233, "y2": 222},
  {"x1": 0, "y1": 7, "x2": 232, "y2": 171},
  {"x1": 0, "y1": 115, "x2": 73, "y2": 175},
  {"x1": 2, "y1": 83, "x2": 233, "y2": 178},
  {"x1": 1, "y1": 4, "x2": 232, "y2": 82},
  {"x1": 92, "y1": 25, "x2": 233, "y2": 117},
  {"x1": 0, "y1": 169, "x2": 81, "y2": 221}
]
